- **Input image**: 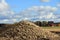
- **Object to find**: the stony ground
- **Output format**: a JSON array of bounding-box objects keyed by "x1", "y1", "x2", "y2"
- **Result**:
[{"x1": 0, "y1": 20, "x2": 60, "y2": 40}]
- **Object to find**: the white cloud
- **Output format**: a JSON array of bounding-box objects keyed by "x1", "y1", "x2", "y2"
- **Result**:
[
  {"x1": 0, "y1": 0, "x2": 8, "y2": 11},
  {"x1": 57, "y1": 3, "x2": 60, "y2": 7},
  {"x1": 41, "y1": 0, "x2": 50, "y2": 2},
  {"x1": 27, "y1": 6, "x2": 39, "y2": 11},
  {"x1": 45, "y1": 6, "x2": 51, "y2": 10},
  {"x1": 11, "y1": 5, "x2": 59, "y2": 22},
  {"x1": 50, "y1": 7, "x2": 58, "y2": 12},
  {"x1": 12, "y1": 19, "x2": 17, "y2": 22},
  {"x1": 19, "y1": 6, "x2": 58, "y2": 22},
  {"x1": 27, "y1": 6, "x2": 45, "y2": 11},
  {"x1": 0, "y1": 0, "x2": 14, "y2": 16},
  {"x1": 39, "y1": 6, "x2": 45, "y2": 11},
  {"x1": 0, "y1": 0, "x2": 15, "y2": 23},
  {"x1": 3, "y1": 19, "x2": 9, "y2": 22},
  {"x1": 27, "y1": 6, "x2": 58, "y2": 12},
  {"x1": 0, "y1": 0, "x2": 59, "y2": 23},
  {"x1": 24, "y1": 18, "x2": 29, "y2": 20},
  {"x1": 0, "y1": 19, "x2": 18, "y2": 24},
  {"x1": 46, "y1": 12, "x2": 56, "y2": 19},
  {"x1": 14, "y1": 15, "x2": 21, "y2": 18}
]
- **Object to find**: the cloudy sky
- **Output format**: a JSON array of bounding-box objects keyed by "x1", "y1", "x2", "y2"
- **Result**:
[{"x1": 0, "y1": 0, "x2": 60, "y2": 23}]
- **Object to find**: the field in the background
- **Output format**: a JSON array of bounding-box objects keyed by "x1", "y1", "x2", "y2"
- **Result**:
[{"x1": 42, "y1": 27, "x2": 60, "y2": 31}]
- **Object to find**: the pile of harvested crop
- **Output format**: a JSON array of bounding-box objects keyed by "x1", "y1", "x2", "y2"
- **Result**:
[{"x1": 0, "y1": 20, "x2": 60, "y2": 40}]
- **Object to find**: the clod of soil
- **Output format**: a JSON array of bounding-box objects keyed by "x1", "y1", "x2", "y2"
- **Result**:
[{"x1": 0, "y1": 20, "x2": 60, "y2": 40}]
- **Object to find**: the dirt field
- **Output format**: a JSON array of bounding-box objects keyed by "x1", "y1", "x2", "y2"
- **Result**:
[
  {"x1": 42, "y1": 27, "x2": 60, "y2": 32},
  {"x1": 42, "y1": 27, "x2": 60, "y2": 36}
]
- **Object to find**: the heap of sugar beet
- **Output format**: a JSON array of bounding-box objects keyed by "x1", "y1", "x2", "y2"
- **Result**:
[{"x1": 0, "y1": 20, "x2": 60, "y2": 40}]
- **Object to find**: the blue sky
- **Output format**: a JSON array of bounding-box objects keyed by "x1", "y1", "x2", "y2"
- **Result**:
[
  {"x1": 0, "y1": 0, "x2": 60, "y2": 23},
  {"x1": 6, "y1": 0, "x2": 60, "y2": 13}
]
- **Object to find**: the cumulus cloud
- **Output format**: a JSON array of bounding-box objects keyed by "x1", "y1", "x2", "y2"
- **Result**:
[
  {"x1": 19, "y1": 6, "x2": 59, "y2": 22},
  {"x1": 46, "y1": 12, "x2": 56, "y2": 19},
  {"x1": 0, "y1": 0, "x2": 59, "y2": 23},
  {"x1": 0, "y1": 4, "x2": 58, "y2": 23},
  {"x1": 41, "y1": 0, "x2": 50, "y2": 2},
  {"x1": 0, "y1": 0, "x2": 16, "y2": 23},
  {"x1": 0, "y1": 0, "x2": 8, "y2": 11},
  {"x1": 0, "y1": 18, "x2": 18, "y2": 24},
  {"x1": 45, "y1": 6, "x2": 51, "y2": 10},
  {"x1": 57, "y1": 3, "x2": 60, "y2": 7},
  {"x1": 50, "y1": 7, "x2": 58, "y2": 12},
  {"x1": 0, "y1": 0, "x2": 14, "y2": 16}
]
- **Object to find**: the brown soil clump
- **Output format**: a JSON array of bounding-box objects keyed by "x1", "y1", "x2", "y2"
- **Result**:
[{"x1": 0, "y1": 20, "x2": 60, "y2": 40}]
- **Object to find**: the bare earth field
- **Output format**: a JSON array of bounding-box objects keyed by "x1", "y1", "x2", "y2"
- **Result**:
[
  {"x1": 42, "y1": 27, "x2": 60, "y2": 32},
  {"x1": 42, "y1": 27, "x2": 60, "y2": 36}
]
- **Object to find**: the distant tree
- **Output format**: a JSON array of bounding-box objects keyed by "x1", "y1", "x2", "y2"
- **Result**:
[
  {"x1": 34, "y1": 21, "x2": 41, "y2": 26},
  {"x1": 41, "y1": 21, "x2": 48, "y2": 27}
]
